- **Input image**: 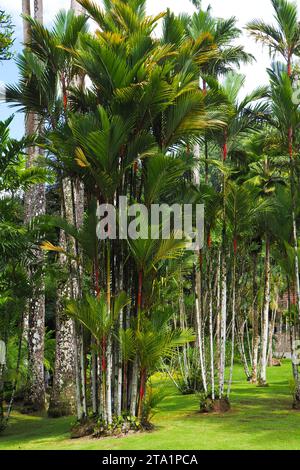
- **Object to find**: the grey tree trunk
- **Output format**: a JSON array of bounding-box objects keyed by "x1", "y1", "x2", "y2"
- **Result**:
[
  {"x1": 116, "y1": 257, "x2": 124, "y2": 416},
  {"x1": 91, "y1": 339, "x2": 98, "y2": 415},
  {"x1": 48, "y1": 229, "x2": 76, "y2": 417},
  {"x1": 219, "y1": 252, "x2": 227, "y2": 399},
  {"x1": 22, "y1": 1, "x2": 31, "y2": 43},
  {"x1": 291, "y1": 211, "x2": 300, "y2": 398},
  {"x1": 23, "y1": 0, "x2": 46, "y2": 413},
  {"x1": 179, "y1": 288, "x2": 189, "y2": 385},
  {"x1": 227, "y1": 253, "x2": 236, "y2": 398},
  {"x1": 251, "y1": 252, "x2": 260, "y2": 383},
  {"x1": 268, "y1": 305, "x2": 277, "y2": 367},
  {"x1": 106, "y1": 335, "x2": 113, "y2": 424},
  {"x1": 195, "y1": 262, "x2": 207, "y2": 394},
  {"x1": 130, "y1": 356, "x2": 139, "y2": 416},
  {"x1": 208, "y1": 283, "x2": 215, "y2": 400},
  {"x1": 259, "y1": 237, "x2": 271, "y2": 385},
  {"x1": 49, "y1": 177, "x2": 85, "y2": 420},
  {"x1": 237, "y1": 320, "x2": 251, "y2": 380},
  {"x1": 49, "y1": 0, "x2": 87, "y2": 419},
  {"x1": 215, "y1": 250, "x2": 221, "y2": 377}
]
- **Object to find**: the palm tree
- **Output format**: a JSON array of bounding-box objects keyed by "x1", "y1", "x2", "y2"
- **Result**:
[
  {"x1": 208, "y1": 72, "x2": 268, "y2": 398},
  {"x1": 225, "y1": 181, "x2": 274, "y2": 392},
  {"x1": 123, "y1": 310, "x2": 195, "y2": 420},
  {"x1": 264, "y1": 66, "x2": 300, "y2": 397},
  {"x1": 188, "y1": 7, "x2": 253, "y2": 79},
  {"x1": 8, "y1": 6, "x2": 89, "y2": 418},
  {"x1": 247, "y1": 0, "x2": 300, "y2": 77},
  {"x1": 66, "y1": 292, "x2": 129, "y2": 424}
]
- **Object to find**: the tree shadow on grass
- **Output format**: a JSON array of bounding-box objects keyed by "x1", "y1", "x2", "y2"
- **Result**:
[{"x1": 0, "y1": 412, "x2": 73, "y2": 448}]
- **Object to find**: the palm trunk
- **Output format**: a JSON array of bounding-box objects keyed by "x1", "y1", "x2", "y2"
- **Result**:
[
  {"x1": 49, "y1": 179, "x2": 84, "y2": 418},
  {"x1": 106, "y1": 241, "x2": 112, "y2": 424},
  {"x1": 116, "y1": 256, "x2": 124, "y2": 416},
  {"x1": 130, "y1": 356, "x2": 139, "y2": 416},
  {"x1": 49, "y1": 0, "x2": 87, "y2": 419},
  {"x1": 287, "y1": 282, "x2": 300, "y2": 407},
  {"x1": 195, "y1": 257, "x2": 207, "y2": 394},
  {"x1": 179, "y1": 289, "x2": 189, "y2": 386},
  {"x1": 105, "y1": 336, "x2": 112, "y2": 424},
  {"x1": 215, "y1": 250, "x2": 221, "y2": 376},
  {"x1": 138, "y1": 368, "x2": 147, "y2": 419},
  {"x1": 208, "y1": 258, "x2": 215, "y2": 399},
  {"x1": 251, "y1": 251, "x2": 260, "y2": 383},
  {"x1": 259, "y1": 237, "x2": 271, "y2": 385},
  {"x1": 268, "y1": 306, "x2": 277, "y2": 367},
  {"x1": 91, "y1": 339, "x2": 98, "y2": 415},
  {"x1": 48, "y1": 280, "x2": 76, "y2": 416},
  {"x1": 287, "y1": 55, "x2": 300, "y2": 405},
  {"x1": 219, "y1": 247, "x2": 227, "y2": 398},
  {"x1": 237, "y1": 320, "x2": 251, "y2": 380},
  {"x1": 219, "y1": 136, "x2": 227, "y2": 399},
  {"x1": 227, "y1": 245, "x2": 236, "y2": 398},
  {"x1": 23, "y1": 0, "x2": 46, "y2": 412}
]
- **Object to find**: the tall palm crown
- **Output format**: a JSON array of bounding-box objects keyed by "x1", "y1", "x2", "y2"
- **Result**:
[
  {"x1": 207, "y1": 72, "x2": 268, "y2": 156},
  {"x1": 188, "y1": 7, "x2": 253, "y2": 76},
  {"x1": 6, "y1": 10, "x2": 88, "y2": 128},
  {"x1": 247, "y1": 0, "x2": 300, "y2": 74},
  {"x1": 268, "y1": 66, "x2": 300, "y2": 143}
]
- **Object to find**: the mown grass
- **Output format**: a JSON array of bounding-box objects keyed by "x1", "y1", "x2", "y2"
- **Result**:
[{"x1": 1, "y1": 361, "x2": 300, "y2": 450}]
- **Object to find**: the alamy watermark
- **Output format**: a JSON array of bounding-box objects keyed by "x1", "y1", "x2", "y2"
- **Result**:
[{"x1": 96, "y1": 197, "x2": 204, "y2": 252}]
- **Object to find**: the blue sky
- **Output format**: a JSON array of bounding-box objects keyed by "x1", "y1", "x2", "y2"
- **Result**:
[{"x1": 0, "y1": 0, "x2": 274, "y2": 138}]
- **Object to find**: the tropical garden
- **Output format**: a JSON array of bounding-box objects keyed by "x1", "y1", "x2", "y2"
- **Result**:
[{"x1": 1, "y1": 0, "x2": 300, "y2": 450}]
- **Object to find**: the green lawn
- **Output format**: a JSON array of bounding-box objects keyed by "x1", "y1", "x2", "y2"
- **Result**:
[{"x1": 1, "y1": 361, "x2": 300, "y2": 450}]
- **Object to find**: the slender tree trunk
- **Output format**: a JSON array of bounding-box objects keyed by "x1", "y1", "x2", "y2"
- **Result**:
[
  {"x1": 179, "y1": 289, "x2": 189, "y2": 386},
  {"x1": 251, "y1": 252, "x2": 260, "y2": 383},
  {"x1": 138, "y1": 368, "x2": 147, "y2": 419},
  {"x1": 215, "y1": 250, "x2": 221, "y2": 376},
  {"x1": 130, "y1": 356, "x2": 139, "y2": 416},
  {"x1": 259, "y1": 237, "x2": 271, "y2": 385},
  {"x1": 287, "y1": 281, "x2": 300, "y2": 407},
  {"x1": 116, "y1": 264, "x2": 124, "y2": 417},
  {"x1": 268, "y1": 306, "x2": 277, "y2": 367},
  {"x1": 195, "y1": 256, "x2": 207, "y2": 394},
  {"x1": 227, "y1": 248, "x2": 236, "y2": 398},
  {"x1": 219, "y1": 137, "x2": 227, "y2": 399},
  {"x1": 105, "y1": 241, "x2": 112, "y2": 424},
  {"x1": 237, "y1": 319, "x2": 251, "y2": 380},
  {"x1": 219, "y1": 247, "x2": 227, "y2": 398},
  {"x1": 208, "y1": 261, "x2": 215, "y2": 399},
  {"x1": 91, "y1": 339, "x2": 98, "y2": 415},
  {"x1": 287, "y1": 56, "x2": 300, "y2": 406}
]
